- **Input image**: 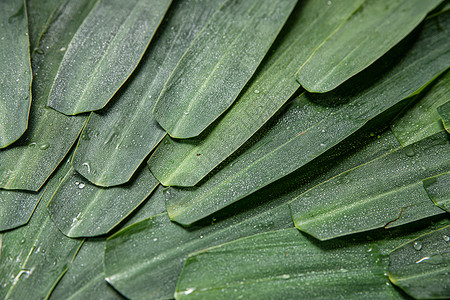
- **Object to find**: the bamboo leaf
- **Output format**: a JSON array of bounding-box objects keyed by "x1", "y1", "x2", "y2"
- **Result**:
[
  {"x1": 47, "y1": 166, "x2": 159, "y2": 238},
  {"x1": 47, "y1": 0, "x2": 172, "y2": 115},
  {"x1": 0, "y1": 0, "x2": 96, "y2": 191},
  {"x1": 72, "y1": 0, "x2": 223, "y2": 187},
  {"x1": 437, "y1": 101, "x2": 450, "y2": 133},
  {"x1": 0, "y1": 156, "x2": 82, "y2": 300},
  {"x1": 391, "y1": 71, "x2": 449, "y2": 146},
  {"x1": 0, "y1": 0, "x2": 32, "y2": 148},
  {"x1": 290, "y1": 132, "x2": 449, "y2": 241},
  {"x1": 389, "y1": 225, "x2": 450, "y2": 299},
  {"x1": 424, "y1": 172, "x2": 450, "y2": 213},
  {"x1": 26, "y1": 0, "x2": 63, "y2": 51},
  {"x1": 295, "y1": 0, "x2": 443, "y2": 93},
  {"x1": 152, "y1": 0, "x2": 297, "y2": 138},
  {"x1": 176, "y1": 222, "x2": 450, "y2": 299},
  {"x1": 148, "y1": 0, "x2": 365, "y2": 186},
  {"x1": 50, "y1": 240, "x2": 125, "y2": 300},
  {"x1": 0, "y1": 189, "x2": 41, "y2": 232},
  {"x1": 162, "y1": 12, "x2": 450, "y2": 225}
]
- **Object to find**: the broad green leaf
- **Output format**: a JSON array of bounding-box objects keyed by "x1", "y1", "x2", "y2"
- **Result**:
[
  {"x1": 152, "y1": 0, "x2": 297, "y2": 138},
  {"x1": 424, "y1": 172, "x2": 450, "y2": 212},
  {"x1": 148, "y1": 0, "x2": 365, "y2": 186},
  {"x1": 176, "y1": 228, "x2": 404, "y2": 299},
  {"x1": 290, "y1": 132, "x2": 449, "y2": 240},
  {"x1": 50, "y1": 240, "x2": 124, "y2": 300},
  {"x1": 437, "y1": 101, "x2": 450, "y2": 133},
  {"x1": 0, "y1": 0, "x2": 32, "y2": 148},
  {"x1": 389, "y1": 225, "x2": 450, "y2": 299},
  {"x1": 0, "y1": 156, "x2": 83, "y2": 300},
  {"x1": 72, "y1": 0, "x2": 223, "y2": 187},
  {"x1": 26, "y1": 0, "x2": 63, "y2": 50},
  {"x1": 0, "y1": 0, "x2": 96, "y2": 191},
  {"x1": 295, "y1": 0, "x2": 443, "y2": 93},
  {"x1": 47, "y1": 0, "x2": 172, "y2": 115},
  {"x1": 163, "y1": 11, "x2": 450, "y2": 225},
  {"x1": 391, "y1": 71, "x2": 449, "y2": 146},
  {"x1": 104, "y1": 127, "x2": 404, "y2": 300},
  {"x1": 47, "y1": 166, "x2": 159, "y2": 237}
]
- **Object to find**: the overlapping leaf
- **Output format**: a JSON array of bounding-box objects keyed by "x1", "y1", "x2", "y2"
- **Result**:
[
  {"x1": 295, "y1": 0, "x2": 443, "y2": 93},
  {"x1": 47, "y1": 0, "x2": 172, "y2": 115},
  {"x1": 391, "y1": 71, "x2": 449, "y2": 146},
  {"x1": 0, "y1": 0, "x2": 32, "y2": 148},
  {"x1": 72, "y1": 0, "x2": 223, "y2": 187},
  {"x1": 0, "y1": 156, "x2": 82, "y2": 299},
  {"x1": 176, "y1": 220, "x2": 450, "y2": 299},
  {"x1": 148, "y1": 0, "x2": 365, "y2": 186},
  {"x1": 389, "y1": 225, "x2": 450, "y2": 299},
  {"x1": 0, "y1": 0, "x2": 95, "y2": 191},
  {"x1": 152, "y1": 0, "x2": 297, "y2": 138},
  {"x1": 290, "y1": 131, "x2": 449, "y2": 240},
  {"x1": 424, "y1": 172, "x2": 450, "y2": 213},
  {"x1": 438, "y1": 101, "x2": 450, "y2": 132},
  {"x1": 48, "y1": 166, "x2": 159, "y2": 238}
]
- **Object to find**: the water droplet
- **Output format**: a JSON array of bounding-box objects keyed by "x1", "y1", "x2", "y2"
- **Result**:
[
  {"x1": 39, "y1": 143, "x2": 49, "y2": 150},
  {"x1": 59, "y1": 47, "x2": 66, "y2": 52},
  {"x1": 413, "y1": 241, "x2": 422, "y2": 251},
  {"x1": 404, "y1": 145, "x2": 415, "y2": 157},
  {"x1": 321, "y1": 129, "x2": 326, "y2": 133},
  {"x1": 199, "y1": 235, "x2": 204, "y2": 239},
  {"x1": 254, "y1": 89, "x2": 260, "y2": 94},
  {"x1": 327, "y1": 1, "x2": 332, "y2": 5},
  {"x1": 443, "y1": 235, "x2": 449, "y2": 242},
  {"x1": 367, "y1": 248, "x2": 373, "y2": 252},
  {"x1": 20, "y1": 238, "x2": 26, "y2": 244},
  {"x1": 281, "y1": 274, "x2": 290, "y2": 279},
  {"x1": 27, "y1": 142, "x2": 37, "y2": 148},
  {"x1": 82, "y1": 162, "x2": 91, "y2": 173},
  {"x1": 320, "y1": 143, "x2": 326, "y2": 147},
  {"x1": 153, "y1": 238, "x2": 158, "y2": 242},
  {"x1": 184, "y1": 111, "x2": 189, "y2": 115},
  {"x1": 78, "y1": 182, "x2": 85, "y2": 189},
  {"x1": 385, "y1": 282, "x2": 390, "y2": 286}
]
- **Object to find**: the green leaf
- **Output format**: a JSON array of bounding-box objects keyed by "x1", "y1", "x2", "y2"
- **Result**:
[
  {"x1": 295, "y1": 0, "x2": 443, "y2": 93},
  {"x1": 104, "y1": 119, "x2": 412, "y2": 299},
  {"x1": 0, "y1": 0, "x2": 32, "y2": 148},
  {"x1": 391, "y1": 71, "x2": 449, "y2": 146},
  {"x1": 424, "y1": 172, "x2": 450, "y2": 213},
  {"x1": 26, "y1": 0, "x2": 63, "y2": 51},
  {"x1": 0, "y1": 0, "x2": 95, "y2": 191},
  {"x1": 176, "y1": 223, "x2": 450, "y2": 300},
  {"x1": 437, "y1": 100, "x2": 450, "y2": 133},
  {"x1": 163, "y1": 10, "x2": 450, "y2": 225},
  {"x1": 50, "y1": 239, "x2": 125, "y2": 300},
  {"x1": 389, "y1": 225, "x2": 450, "y2": 299},
  {"x1": 290, "y1": 131, "x2": 449, "y2": 240},
  {"x1": 152, "y1": 0, "x2": 297, "y2": 138},
  {"x1": 72, "y1": 0, "x2": 223, "y2": 187},
  {"x1": 47, "y1": 0, "x2": 172, "y2": 115},
  {"x1": 148, "y1": 0, "x2": 365, "y2": 186},
  {"x1": 47, "y1": 166, "x2": 159, "y2": 237},
  {"x1": 0, "y1": 189, "x2": 41, "y2": 232},
  {"x1": 105, "y1": 205, "x2": 294, "y2": 300},
  {"x1": 0, "y1": 155, "x2": 82, "y2": 300}
]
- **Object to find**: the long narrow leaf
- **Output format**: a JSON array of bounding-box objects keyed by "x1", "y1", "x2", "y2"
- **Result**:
[
  {"x1": 26, "y1": 0, "x2": 63, "y2": 50},
  {"x1": 50, "y1": 239, "x2": 124, "y2": 300},
  {"x1": 163, "y1": 11, "x2": 450, "y2": 225},
  {"x1": 72, "y1": 0, "x2": 223, "y2": 187},
  {"x1": 47, "y1": 0, "x2": 172, "y2": 115},
  {"x1": 424, "y1": 172, "x2": 450, "y2": 213},
  {"x1": 148, "y1": 0, "x2": 365, "y2": 186},
  {"x1": 0, "y1": 156, "x2": 82, "y2": 299},
  {"x1": 48, "y1": 166, "x2": 159, "y2": 238},
  {"x1": 391, "y1": 71, "x2": 449, "y2": 146},
  {"x1": 152, "y1": 0, "x2": 297, "y2": 138},
  {"x1": 176, "y1": 222, "x2": 450, "y2": 299},
  {"x1": 389, "y1": 225, "x2": 450, "y2": 299},
  {"x1": 0, "y1": 0, "x2": 32, "y2": 148},
  {"x1": 437, "y1": 101, "x2": 450, "y2": 133},
  {"x1": 295, "y1": 0, "x2": 442, "y2": 93},
  {"x1": 0, "y1": 0, "x2": 96, "y2": 191},
  {"x1": 290, "y1": 131, "x2": 449, "y2": 240}
]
